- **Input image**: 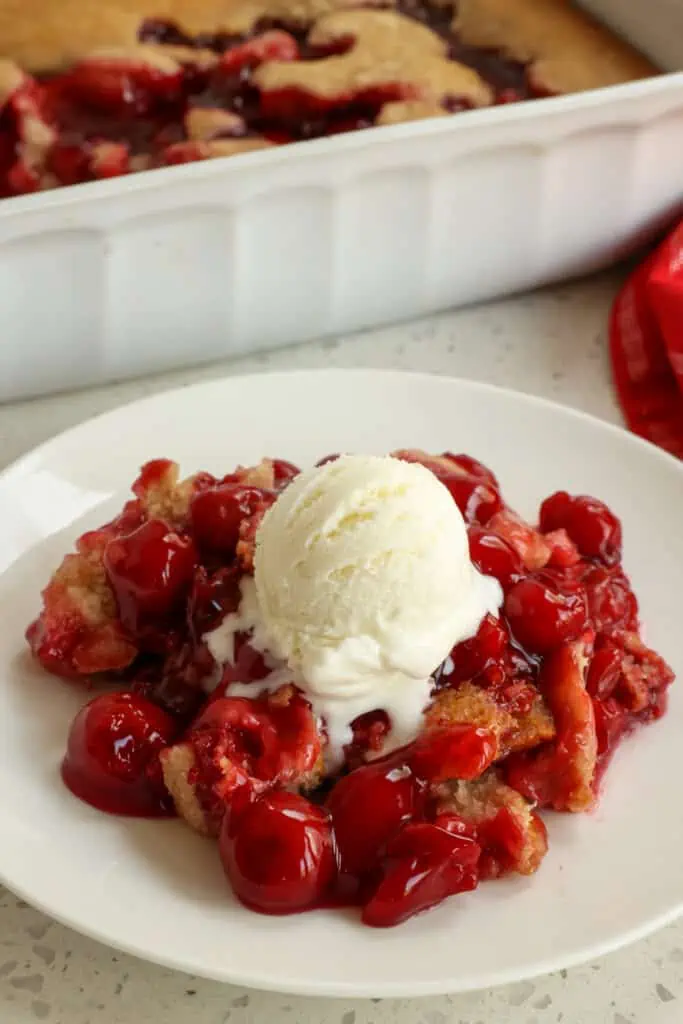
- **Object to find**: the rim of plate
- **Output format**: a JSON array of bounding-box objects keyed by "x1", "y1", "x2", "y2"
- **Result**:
[{"x1": 2, "y1": 368, "x2": 680, "y2": 485}]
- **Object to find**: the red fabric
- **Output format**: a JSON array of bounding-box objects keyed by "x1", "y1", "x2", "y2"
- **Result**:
[{"x1": 610, "y1": 221, "x2": 683, "y2": 458}]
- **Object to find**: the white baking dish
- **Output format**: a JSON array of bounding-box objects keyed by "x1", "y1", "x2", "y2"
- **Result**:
[{"x1": 0, "y1": 0, "x2": 682, "y2": 403}]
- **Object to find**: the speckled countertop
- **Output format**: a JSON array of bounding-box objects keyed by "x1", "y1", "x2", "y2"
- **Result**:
[{"x1": 0, "y1": 268, "x2": 681, "y2": 1024}]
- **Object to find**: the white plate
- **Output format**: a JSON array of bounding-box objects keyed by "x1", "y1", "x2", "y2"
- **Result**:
[{"x1": 0, "y1": 369, "x2": 682, "y2": 998}]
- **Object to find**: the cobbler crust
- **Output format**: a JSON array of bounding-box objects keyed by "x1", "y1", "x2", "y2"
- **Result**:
[
  {"x1": 0, "y1": 57, "x2": 24, "y2": 98},
  {"x1": 160, "y1": 685, "x2": 325, "y2": 836},
  {"x1": 427, "y1": 682, "x2": 556, "y2": 756},
  {"x1": 376, "y1": 99, "x2": 448, "y2": 126},
  {"x1": 454, "y1": 0, "x2": 656, "y2": 94},
  {"x1": 0, "y1": 0, "x2": 657, "y2": 201},
  {"x1": 254, "y1": 11, "x2": 493, "y2": 106},
  {"x1": 438, "y1": 771, "x2": 548, "y2": 875},
  {"x1": 0, "y1": 0, "x2": 355, "y2": 71},
  {"x1": 0, "y1": 0, "x2": 656, "y2": 94}
]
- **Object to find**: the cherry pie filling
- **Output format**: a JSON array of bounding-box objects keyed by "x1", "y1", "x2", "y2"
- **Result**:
[
  {"x1": 26, "y1": 450, "x2": 674, "y2": 927},
  {"x1": 0, "y1": 0, "x2": 656, "y2": 197}
]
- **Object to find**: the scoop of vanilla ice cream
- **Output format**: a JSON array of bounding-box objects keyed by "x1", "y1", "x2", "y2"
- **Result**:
[{"x1": 253, "y1": 454, "x2": 501, "y2": 697}]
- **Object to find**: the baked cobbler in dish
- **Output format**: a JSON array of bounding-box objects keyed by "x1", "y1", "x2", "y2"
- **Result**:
[
  {"x1": 0, "y1": 0, "x2": 656, "y2": 198},
  {"x1": 27, "y1": 451, "x2": 674, "y2": 927}
]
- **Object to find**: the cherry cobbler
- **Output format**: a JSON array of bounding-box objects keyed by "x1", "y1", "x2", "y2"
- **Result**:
[
  {"x1": 26, "y1": 451, "x2": 674, "y2": 927},
  {"x1": 0, "y1": 0, "x2": 656, "y2": 199}
]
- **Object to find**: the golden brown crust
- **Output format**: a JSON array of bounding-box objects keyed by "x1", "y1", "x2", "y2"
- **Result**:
[
  {"x1": 438, "y1": 771, "x2": 547, "y2": 875},
  {"x1": 60, "y1": 557, "x2": 115, "y2": 625},
  {"x1": 135, "y1": 461, "x2": 196, "y2": 525},
  {"x1": 0, "y1": 0, "x2": 654, "y2": 102},
  {"x1": 32, "y1": 547, "x2": 139, "y2": 674},
  {"x1": 87, "y1": 42, "x2": 184, "y2": 71},
  {"x1": 235, "y1": 459, "x2": 277, "y2": 490},
  {"x1": 134, "y1": 457, "x2": 275, "y2": 523},
  {"x1": 0, "y1": 0, "x2": 363, "y2": 72},
  {"x1": 171, "y1": 137, "x2": 273, "y2": 160},
  {"x1": 184, "y1": 107, "x2": 245, "y2": 141},
  {"x1": 377, "y1": 99, "x2": 449, "y2": 126},
  {"x1": 427, "y1": 683, "x2": 514, "y2": 747},
  {"x1": 255, "y1": 10, "x2": 493, "y2": 107},
  {"x1": 454, "y1": 0, "x2": 657, "y2": 95},
  {"x1": 0, "y1": 58, "x2": 24, "y2": 101},
  {"x1": 159, "y1": 742, "x2": 213, "y2": 835},
  {"x1": 510, "y1": 691, "x2": 556, "y2": 753},
  {"x1": 427, "y1": 683, "x2": 556, "y2": 758},
  {"x1": 88, "y1": 140, "x2": 126, "y2": 175}
]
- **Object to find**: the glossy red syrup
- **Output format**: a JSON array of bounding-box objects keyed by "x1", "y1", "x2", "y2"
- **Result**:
[
  {"x1": 61, "y1": 692, "x2": 177, "y2": 816},
  {"x1": 34, "y1": 453, "x2": 674, "y2": 928},
  {"x1": 540, "y1": 492, "x2": 622, "y2": 566},
  {"x1": 326, "y1": 757, "x2": 426, "y2": 888},
  {"x1": 468, "y1": 526, "x2": 524, "y2": 591},
  {"x1": 220, "y1": 791, "x2": 336, "y2": 913},
  {"x1": 218, "y1": 733, "x2": 498, "y2": 925},
  {"x1": 190, "y1": 484, "x2": 268, "y2": 555},
  {"x1": 362, "y1": 821, "x2": 480, "y2": 927},
  {"x1": 504, "y1": 576, "x2": 588, "y2": 654},
  {"x1": 103, "y1": 518, "x2": 197, "y2": 635}
]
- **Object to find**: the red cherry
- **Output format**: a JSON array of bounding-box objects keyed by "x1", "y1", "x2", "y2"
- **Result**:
[
  {"x1": 504, "y1": 576, "x2": 588, "y2": 654},
  {"x1": 187, "y1": 565, "x2": 242, "y2": 638},
  {"x1": 396, "y1": 452, "x2": 502, "y2": 525},
  {"x1": 131, "y1": 459, "x2": 184, "y2": 498},
  {"x1": 439, "y1": 474, "x2": 502, "y2": 526},
  {"x1": 446, "y1": 617, "x2": 508, "y2": 686},
  {"x1": 410, "y1": 726, "x2": 497, "y2": 782},
  {"x1": 193, "y1": 693, "x2": 321, "y2": 788},
  {"x1": 586, "y1": 642, "x2": 623, "y2": 699},
  {"x1": 544, "y1": 529, "x2": 581, "y2": 568},
  {"x1": 571, "y1": 495, "x2": 622, "y2": 564},
  {"x1": 61, "y1": 56, "x2": 183, "y2": 114},
  {"x1": 584, "y1": 566, "x2": 638, "y2": 635},
  {"x1": 47, "y1": 141, "x2": 91, "y2": 185},
  {"x1": 432, "y1": 812, "x2": 478, "y2": 840},
  {"x1": 193, "y1": 695, "x2": 278, "y2": 757},
  {"x1": 362, "y1": 822, "x2": 480, "y2": 927},
  {"x1": 271, "y1": 459, "x2": 300, "y2": 488},
  {"x1": 475, "y1": 806, "x2": 528, "y2": 880},
  {"x1": 540, "y1": 492, "x2": 622, "y2": 566},
  {"x1": 220, "y1": 791, "x2": 336, "y2": 913},
  {"x1": 189, "y1": 484, "x2": 266, "y2": 554},
  {"x1": 217, "y1": 30, "x2": 299, "y2": 74},
  {"x1": 447, "y1": 613, "x2": 508, "y2": 684},
  {"x1": 538, "y1": 491, "x2": 573, "y2": 533},
  {"x1": 468, "y1": 526, "x2": 524, "y2": 590},
  {"x1": 592, "y1": 696, "x2": 629, "y2": 757},
  {"x1": 441, "y1": 453, "x2": 499, "y2": 489},
  {"x1": 326, "y1": 758, "x2": 424, "y2": 883},
  {"x1": 61, "y1": 692, "x2": 177, "y2": 816},
  {"x1": 498, "y1": 87, "x2": 522, "y2": 103},
  {"x1": 103, "y1": 518, "x2": 197, "y2": 633},
  {"x1": 458, "y1": 614, "x2": 507, "y2": 679}
]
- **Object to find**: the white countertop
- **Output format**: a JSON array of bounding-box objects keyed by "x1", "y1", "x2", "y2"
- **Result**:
[{"x1": 0, "y1": 268, "x2": 681, "y2": 1024}]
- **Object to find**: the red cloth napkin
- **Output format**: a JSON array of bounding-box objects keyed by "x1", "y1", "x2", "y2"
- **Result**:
[{"x1": 610, "y1": 220, "x2": 683, "y2": 458}]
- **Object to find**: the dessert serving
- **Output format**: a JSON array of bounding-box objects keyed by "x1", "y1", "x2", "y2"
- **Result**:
[
  {"x1": 26, "y1": 450, "x2": 674, "y2": 928},
  {"x1": 0, "y1": 0, "x2": 657, "y2": 200}
]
